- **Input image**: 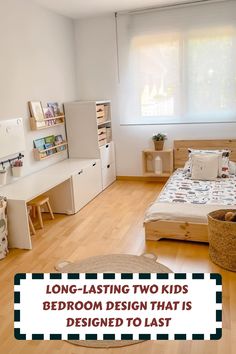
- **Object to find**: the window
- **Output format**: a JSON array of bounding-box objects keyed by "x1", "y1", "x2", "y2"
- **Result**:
[
  {"x1": 131, "y1": 36, "x2": 180, "y2": 118},
  {"x1": 117, "y1": 1, "x2": 236, "y2": 125},
  {"x1": 187, "y1": 33, "x2": 236, "y2": 119}
]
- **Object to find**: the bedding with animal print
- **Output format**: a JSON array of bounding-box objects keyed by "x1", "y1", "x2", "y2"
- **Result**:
[
  {"x1": 0, "y1": 197, "x2": 8, "y2": 260},
  {"x1": 158, "y1": 169, "x2": 236, "y2": 205}
]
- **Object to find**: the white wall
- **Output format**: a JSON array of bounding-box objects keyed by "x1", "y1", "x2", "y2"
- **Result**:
[
  {"x1": 74, "y1": 15, "x2": 236, "y2": 176},
  {"x1": 0, "y1": 0, "x2": 77, "y2": 183}
]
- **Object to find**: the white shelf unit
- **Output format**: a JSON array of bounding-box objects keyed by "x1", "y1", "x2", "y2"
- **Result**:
[{"x1": 64, "y1": 100, "x2": 116, "y2": 190}]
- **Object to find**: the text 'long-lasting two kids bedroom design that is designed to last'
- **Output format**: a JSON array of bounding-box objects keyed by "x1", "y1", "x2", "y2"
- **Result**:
[{"x1": 0, "y1": 0, "x2": 236, "y2": 354}]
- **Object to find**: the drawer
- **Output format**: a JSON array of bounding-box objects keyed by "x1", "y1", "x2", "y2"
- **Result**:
[
  {"x1": 100, "y1": 142, "x2": 115, "y2": 168},
  {"x1": 96, "y1": 105, "x2": 105, "y2": 120},
  {"x1": 96, "y1": 111, "x2": 104, "y2": 118},
  {"x1": 98, "y1": 128, "x2": 107, "y2": 142},
  {"x1": 102, "y1": 162, "x2": 116, "y2": 190},
  {"x1": 72, "y1": 160, "x2": 102, "y2": 212},
  {"x1": 98, "y1": 133, "x2": 107, "y2": 141},
  {"x1": 97, "y1": 116, "x2": 105, "y2": 124},
  {"x1": 98, "y1": 138, "x2": 107, "y2": 147},
  {"x1": 98, "y1": 127, "x2": 106, "y2": 135},
  {"x1": 96, "y1": 104, "x2": 104, "y2": 113}
]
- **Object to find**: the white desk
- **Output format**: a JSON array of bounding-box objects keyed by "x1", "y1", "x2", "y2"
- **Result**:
[{"x1": 0, "y1": 158, "x2": 101, "y2": 249}]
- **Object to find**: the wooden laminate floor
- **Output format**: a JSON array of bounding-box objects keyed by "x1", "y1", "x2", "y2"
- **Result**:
[{"x1": 0, "y1": 180, "x2": 235, "y2": 354}]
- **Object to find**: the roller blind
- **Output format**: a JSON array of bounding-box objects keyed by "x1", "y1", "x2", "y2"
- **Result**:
[{"x1": 117, "y1": 0, "x2": 236, "y2": 125}]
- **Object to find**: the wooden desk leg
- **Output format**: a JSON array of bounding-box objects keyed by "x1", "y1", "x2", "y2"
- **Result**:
[
  {"x1": 37, "y1": 206, "x2": 44, "y2": 229},
  {"x1": 7, "y1": 200, "x2": 32, "y2": 249}
]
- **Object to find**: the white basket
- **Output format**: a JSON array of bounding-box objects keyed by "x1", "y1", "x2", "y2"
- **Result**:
[
  {"x1": 12, "y1": 166, "x2": 23, "y2": 178},
  {"x1": 0, "y1": 171, "x2": 7, "y2": 186}
]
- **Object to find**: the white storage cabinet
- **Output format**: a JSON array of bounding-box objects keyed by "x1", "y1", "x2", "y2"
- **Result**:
[
  {"x1": 72, "y1": 160, "x2": 102, "y2": 212},
  {"x1": 43, "y1": 160, "x2": 102, "y2": 214}
]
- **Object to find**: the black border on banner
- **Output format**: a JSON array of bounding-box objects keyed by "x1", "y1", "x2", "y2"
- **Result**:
[{"x1": 14, "y1": 273, "x2": 222, "y2": 341}]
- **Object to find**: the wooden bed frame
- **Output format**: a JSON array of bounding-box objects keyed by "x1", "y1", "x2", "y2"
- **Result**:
[{"x1": 145, "y1": 139, "x2": 236, "y2": 243}]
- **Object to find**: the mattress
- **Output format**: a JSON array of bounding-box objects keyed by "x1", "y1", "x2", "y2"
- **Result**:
[{"x1": 144, "y1": 169, "x2": 236, "y2": 224}]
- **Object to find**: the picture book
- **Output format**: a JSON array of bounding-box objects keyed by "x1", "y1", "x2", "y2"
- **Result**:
[
  {"x1": 55, "y1": 134, "x2": 63, "y2": 144},
  {"x1": 45, "y1": 135, "x2": 55, "y2": 144},
  {"x1": 44, "y1": 143, "x2": 57, "y2": 156},
  {"x1": 43, "y1": 107, "x2": 54, "y2": 119},
  {"x1": 34, "y1": 138, "x2": 45, "y2": 150},
  {"x1": 29, "y1": 101, "x2": 46, "y2": 128},
  {"x1": 47, "y1": 102, "x2": 61, "y2": 117}
]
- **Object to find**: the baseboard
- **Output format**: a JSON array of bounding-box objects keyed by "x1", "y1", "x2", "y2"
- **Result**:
[{"x1": 116, "y1": 176, "x2": 168, "y2": 183}]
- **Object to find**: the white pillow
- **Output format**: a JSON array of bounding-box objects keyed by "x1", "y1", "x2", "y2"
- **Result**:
[
  {"x1": 188, "y1": 148, "x2": 230, "y2": 178},
  {"x1": 191, "y1": 154, "x2": 219, "y2": 181}
]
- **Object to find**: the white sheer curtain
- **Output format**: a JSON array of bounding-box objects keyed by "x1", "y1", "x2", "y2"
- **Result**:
[{"x1": 117, "y1": 0, "x2": 236, "y2": 124}]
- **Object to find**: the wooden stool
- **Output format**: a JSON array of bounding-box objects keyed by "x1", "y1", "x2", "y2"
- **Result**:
[
  {"x1": 28, "y1": 196, "x2": 54, "y2": 229},
  {"x1": 27, "y1": 207, "x2": 36, "y2": 235}
]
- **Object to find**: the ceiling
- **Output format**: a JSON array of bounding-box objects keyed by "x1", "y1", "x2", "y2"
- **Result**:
[{"x1": 32, "y1": 0, "x2": 202, "y2": 19}]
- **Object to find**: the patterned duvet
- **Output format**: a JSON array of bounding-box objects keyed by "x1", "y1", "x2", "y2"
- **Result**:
[{"x1": 157, "y1": 169, "x2": 236, "y2": 206}]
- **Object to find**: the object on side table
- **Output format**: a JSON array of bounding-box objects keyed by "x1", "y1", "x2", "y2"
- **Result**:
[
  {"x1": 152, "y1": 133, "x2": 167, "y2": 151},
  {"x1": 0, "y1": 197, "x2": 8, "y2": 260},
  {"x1": 154, "y1": 156, "x2": 163, "y2": 175},
  {"x1": 208, "y1": 209, "x2": 236, "y2": 272}
]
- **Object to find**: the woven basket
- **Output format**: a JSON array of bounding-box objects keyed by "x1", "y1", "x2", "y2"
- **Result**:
[
  {"x1": 153, "y1": 140, "x2": 164, "y2": 151},
  {"x1": 208, "y1": 210, "x2": 236, "y2": 272}
]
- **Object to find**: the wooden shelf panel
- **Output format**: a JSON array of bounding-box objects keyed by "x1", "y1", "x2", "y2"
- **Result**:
[
  {"x1": 34, "y1": 148, "x2": 67, "y2": 161},
  {"x1": 143, "y1": 149, "x2": 172, "y2": 153},
  {"x1": 33, "y1": 122, "x2": 65, "y2": 130},
  {"x1": 97, "y1": 120, "x2": 111, "y2": 127},
  {"x1": 34, "y1": 142, "x2": 68, "y2": 161},
  {"x1": 43, "y1": 115, "x2": 65, "y2": 121},
  {"x1": 143, "y1": 172, "x2": 171, "y2": 177},
  {"x1": 30, "y1": 116, "x2": 65, "y2": 131}
]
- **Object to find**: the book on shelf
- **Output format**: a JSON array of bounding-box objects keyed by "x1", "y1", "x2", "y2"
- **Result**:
[
  {"x1": 55, "y1": 134, "x2": 63, "y2": 144},
  {"x1": 34, "y1": 138, "x2": 45, "y2": 149},
  {"x1": 55, "y1": 134, "x2": 66, "y2": 152},
  {"x1": 44, "y1": 143, "x2": 57, "y2": 156},
  {"x1": 29, "y1": 101, "x2": 46, "y2": 128},
  {"x1": 43, "y1": 107, "x2": 56, "y2": 126},
  {"x1": 47, "y1": 102, "x2": 63, "y2": 117},
  {"x1": 34, "y1": 135, "x2": 66, "y2": 157},
  {"x1": 45, "y1": 135, "x2": 55, "y2": 144},
  {"x1": 33, "y1": 138, "x2": 47, "y2": 158}
]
